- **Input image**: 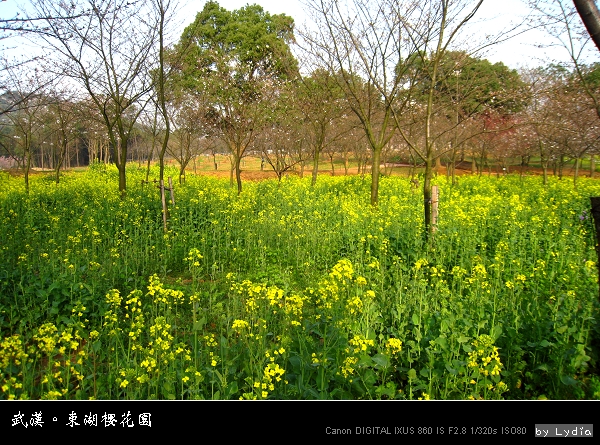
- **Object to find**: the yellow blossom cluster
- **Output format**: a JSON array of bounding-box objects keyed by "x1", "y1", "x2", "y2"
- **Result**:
[
  {"x1": 0, "y1": 335, "x2": 31, "y2": 399},
  {"x1": 184, "y1": 247, "x2": 204, "y2": 268},
  {"x1": 341, "y1": 355, "x2": 359, "y2": 378},
  {"x1": 348, "y1": 335, "x2": 375, "y2": 354},
  {"x1": 467, "y1": 334, "x2": 508, "y2": 397},
  {"x1": 385, "y1": 338, "x2": 403, "y2": 355},
  {"x1": 232, "y1": 319, "x2": 250, "y2": 333},
  {"x1": 146, "y1": 274, "x2": 185, "y2": 306}
]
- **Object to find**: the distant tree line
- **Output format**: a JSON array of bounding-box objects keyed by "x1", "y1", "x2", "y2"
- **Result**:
[{"x1": 1, "y1": 0, "x2": 599, "y2": 236}]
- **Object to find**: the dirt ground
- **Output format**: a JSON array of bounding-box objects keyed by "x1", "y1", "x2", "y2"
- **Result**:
[
  {"x1": 3, "y1": 159, "x2": 594, "y2": 181},
  {"x1": 192, "y1": 162, "x2": 592, "y2": 181}
]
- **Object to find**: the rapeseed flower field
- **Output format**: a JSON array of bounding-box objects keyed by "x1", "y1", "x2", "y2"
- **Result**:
[{"x1": 0, "y1": 165, "x2": 599, "y2": 399}]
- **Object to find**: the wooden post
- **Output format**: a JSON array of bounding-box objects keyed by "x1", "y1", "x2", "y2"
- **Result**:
[
  {"x1": 590, "y1": 197, "x2": 600, "y2": 301},
  {"x1": 168, "y1": 176, "x2": 175, "y2": 206},
  {"x1": 431, "y1": 185, "x2": 439, "y2": 232},
  {"x1": 160, "y1": 179, "x2": 167, "y2": 232}
]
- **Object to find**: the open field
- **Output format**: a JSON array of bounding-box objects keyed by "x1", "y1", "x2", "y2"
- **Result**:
[
  {"x1": 162, "y1": 155, "x2": 600, "y2": 181},
  {"x1": 1, "y1": 164, "x2": 599, "y2": 399}
]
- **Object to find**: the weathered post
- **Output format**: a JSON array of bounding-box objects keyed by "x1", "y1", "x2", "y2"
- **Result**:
[
  {"x1": 590, "y1": 197, "x2": 600, "y2": 300},
  {"x1": 160, "y1": 179, "x2": 167, "y2": 232},
  {"x1": 168, "y1": 177, "x2": 175, "y2": 206},
  {"x1": 432, "y1": 185, "x2": 439, "y2": 233}
]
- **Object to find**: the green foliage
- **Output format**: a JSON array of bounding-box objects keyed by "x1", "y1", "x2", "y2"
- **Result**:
[
  {"x1": 170, "y1": 1, "x2": 298, "y2": 95},
  {"x1": 407, "y1": 51, "x2": 528, "y2": 116},
  {"x1": 167, "y1": 1, "x2": 300, "y2": 193}
]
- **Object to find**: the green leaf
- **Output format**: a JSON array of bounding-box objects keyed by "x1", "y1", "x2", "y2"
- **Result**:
[
  {"x1": 420, "y1": 367, "x2": 431, "y2": 378},
  {"x1": 539, "y1": 340, "x2": 552, "y2": 348},
  {"x1": 490, "y1": 324, "x2": 502, "y2": 342},
  {"x1": 560, "y1": 375, "x2": 577, "y2": 386},
  {"x1": 288, "y1": 355, "x2": 302, "y2": 374},
  {"x1": 445, "y1": 363, "x2": 458, "y2": 375},
  {"x1": 407, "y1": 368, "x2": 417, "y2": 381},
  {"x1": 436, "y1": 336, "x2": 448, "y2": 351},
  {"x1": 193, "y1": 317, "x2": 207, "y2": 331},
  {"x1": 357, "y1": 354, "x2": 374, "y2": 367},
  {"x1": 361, "y1": 369, "x2": 377, "y2": 387},
  {"x1": 372, "y1": 353, "x2": 390, "y2": 368},
  {"x1": 412, "y1": 313, "x2": 420, "y2": 325},
  {"x1": 225, "y1": 381, "x2": 238, "y2": 398},
  {"x1": 413, "y1": 327, "x2": 422, "y2": 341},
  {"x1": 440, "y1": 318, "x2": 451, "y2": 332},
  {"x1": 556, "y1": 325, "x2": 568, "y2": 334},
  {"x1": 457, "y1": 335, "x2": 470, "y2": 343},
  {"x1": 316, "y1": 370, "x2": 329, "y2": 391}
]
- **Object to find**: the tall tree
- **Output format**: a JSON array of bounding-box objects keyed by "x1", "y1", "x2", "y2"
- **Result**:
[
  {"x1": 152, "y1": 0, "x2": 179, "y2": 185},
  {"x1": 409, "y1": 50, "x2": 526, "y2": 182},
  {"x1": 301, "y1": 0, "x2": 484, "y2": 240},
  {"x1": 169, "y1": 1, "x2": 299, "y2": 194},
  {"x1": 295, "y1": 68, "x2": 349, "y2": 185},
  {"x1": 27, "y1": 0, "x2": 158, "y2": 195},
  {"x1": 529, "y1": 0, "x2": 600, "y2": 117},
  {"x1": 300, "y1": 0, "x2": 406, "y2": 206}
]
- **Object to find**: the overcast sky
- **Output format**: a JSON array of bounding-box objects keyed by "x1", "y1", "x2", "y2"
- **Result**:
[{"x1": 2, "y1": 0, "x2": 598, "y2": 70}]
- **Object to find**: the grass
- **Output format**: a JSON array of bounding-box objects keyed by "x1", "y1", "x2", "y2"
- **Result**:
[{"x1": 0, "y1": 164, "x2": 599, "y2": 399}]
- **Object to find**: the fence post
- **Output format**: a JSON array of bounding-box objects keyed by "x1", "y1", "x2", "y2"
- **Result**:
[
  {"x1": 168, "y1": 177, "x2": 175, "y2": 206},
  {"x1": 432, "y1": 185, "x2": 439, "y2": 232},
  {"x1": 590, "y1": 197, "x2": 600, "y2": 301},
  {"x1": 160, "y1": 179, "x2": 167, "y2": 232}
]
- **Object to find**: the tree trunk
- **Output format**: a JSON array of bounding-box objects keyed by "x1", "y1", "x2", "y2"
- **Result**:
[
  {"x1": 235, "y1": 154, "x2": 242, "y2": 194},
  {"x1": 423, "y1": 156, "x2": 433, "y2": 240},
  {"x1": 24, "y1": 147, "x2": 31, "y2": 194},
  {"x1": 559, "y1": 154, "x2": 565, "y2": 179},
  {"x1": 574, "y1": 0, "x2": 600, "y2": 52},
  {"x1": 312, "y1": 148, "x2": 320, "y2": 186},
  {"x1": 118, "y1": 165, "x2": 127, "y2": 196},
  {"x1": 370, "y1": 147, "x2": 382, "y2": 206},
  {"x1": 451, "y1": 150, "x2": 458, "y2": 186}
]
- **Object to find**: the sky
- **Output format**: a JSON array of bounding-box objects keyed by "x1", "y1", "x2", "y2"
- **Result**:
[
  {"x1": 174, "y1": 0, "x2": 599, "y2": 69},
  {"x1": 1, "y1": 0, "x2": 598, "y2": 70}
]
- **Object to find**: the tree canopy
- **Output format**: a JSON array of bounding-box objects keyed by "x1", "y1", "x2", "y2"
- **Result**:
[{"x1": 168, "y1": 1, "x2": 299, "y2": 193}]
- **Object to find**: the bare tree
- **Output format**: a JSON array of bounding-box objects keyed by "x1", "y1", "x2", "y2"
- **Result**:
[
  {"x1": 151, "y1": 0, "x2": 181, "y2": 184},
  {"x1": 0, "y1": 3, "x2": 86, "y2": 116},
  {"x1": 27, "y1": 0, "x2": 159, "y2": 195},
  {"x1": 301, "y1": 0, "x2": 484, "y2": 239},
  {"x1": 529, "y1": 0, "x2": 600, "y2": 116},
  {"x1": 2, "y1": 90, "x2": 47, "y2": 192},
  {"x1": 43, "y1": 89, "x2": 82, "y2": 183},
  {"x1": 299, "y1": 0, "x2": 406, "y2": 206},
  {"x1": 167, "y1": 94, "x2": 205, "y2": 184},
  {"x1": 295, "y1": 68, "x2": 350, "y2": 185}
]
